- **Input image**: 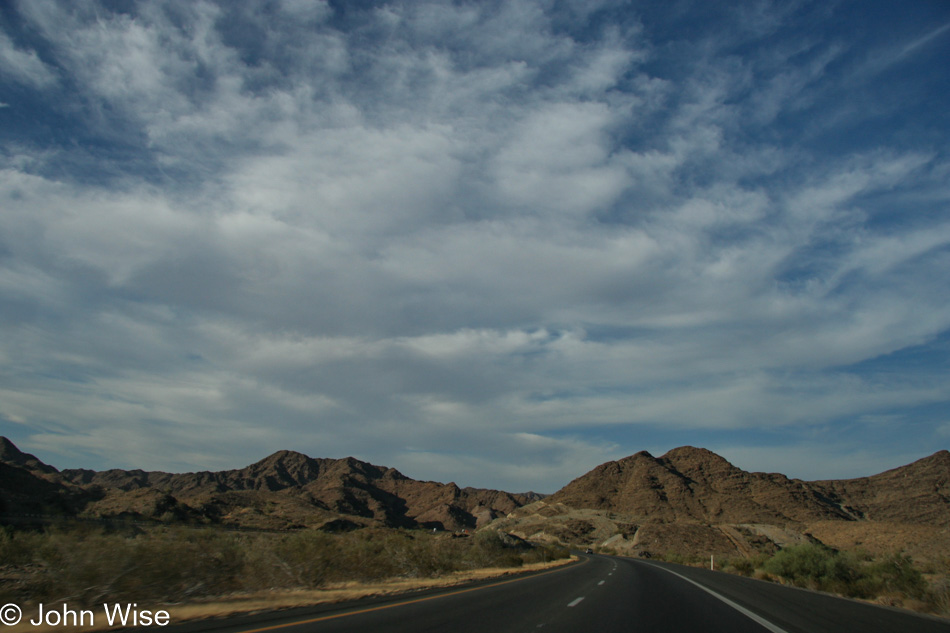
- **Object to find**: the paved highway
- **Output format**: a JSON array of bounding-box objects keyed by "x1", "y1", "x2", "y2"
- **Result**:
[{"x1": 167, "y1": 554, "x2": 950, "y2": 633}]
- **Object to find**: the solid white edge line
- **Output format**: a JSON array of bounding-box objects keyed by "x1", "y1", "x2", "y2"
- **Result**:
[
  {"x1": 640, "y1": 562, "x2": 791, "y2": 633},
  {"x1": 567, "y1": 597, "x2": 585, "y2": 607}
]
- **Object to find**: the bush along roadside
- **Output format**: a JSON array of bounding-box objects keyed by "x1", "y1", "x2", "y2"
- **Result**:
[
  {"x1": 717, "y1": 543, "x2": 944, "y2": 616},
  {"x1": 0, "y1": 525, "x2": 570, "y2": 607}
]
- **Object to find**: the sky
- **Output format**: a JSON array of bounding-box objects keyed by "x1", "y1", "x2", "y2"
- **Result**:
[{"x1": 1, "y1": 0, "x2": 948, "y2": 494}]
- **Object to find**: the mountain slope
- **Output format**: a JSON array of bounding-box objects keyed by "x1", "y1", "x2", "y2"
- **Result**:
[
  {"x1": 0, "y1": 438, "x2": 529, "y2": 531},
  {"x1": 547, "y1": 446, "x2": 949, "y2": 526},
  {"x1": 0, "y1": 438, "x2": 89, "y2": 516},
  {"x1": 5, "y1": 439, "x2": 948, "y2": 534},
  {"x1": 814, "y1": 450, "x2": 950, "y2": 524}
]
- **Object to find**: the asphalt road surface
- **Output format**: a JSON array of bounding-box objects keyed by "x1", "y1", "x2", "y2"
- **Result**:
[{"x1": 166, "y1": 554, "x2": 950, "y2": 633}]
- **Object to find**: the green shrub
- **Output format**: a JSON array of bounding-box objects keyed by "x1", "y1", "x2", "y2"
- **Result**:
[
  {"x1": 724, "y1": 557, "x2": 755, "y2": 576},
  {"x1": 1, "y1": 525, "x2": 567, "y2": 606},
  {"x1": 759, "y1": 544, "x2": 932, "y2": 603},
  {"x1": 661, "y1": 552, "x2": 703, "y2": 566},
  {"x1": 867, "y1": 553, "x2": 927, "y2": 599},
  {"x1": 763, "y1": 543, "x2": 833, "y2": 587},
  {"x1": 520, "y1": 544, "x2": 570, "y2": 564}
]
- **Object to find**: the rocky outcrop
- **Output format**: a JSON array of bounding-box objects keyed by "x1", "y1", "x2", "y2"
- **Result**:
[
  {"x1": 4, "y1": 438, "x2": 947, "y2": 534},
  {"x1": 1, "y1": 437, "x2": 531, "y2": 531},
  {"x1": 548, "y1": 446, "x2": 949, "y2": 526},
  {"x1": 814, "y1": 450, "x2": 950, "y2": 525}
]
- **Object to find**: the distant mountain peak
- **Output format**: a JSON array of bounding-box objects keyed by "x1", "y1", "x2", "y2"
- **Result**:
[
  {"x1": 549, "y1": 445, "x2": 950, "y2": 526},
  {"x1": 253, "y1": 449, "x2": 315, "y2": 466},
  {"x1": 660, "y1": 446, "x2": 731, "y2": 463},
  {"x1": 660, "y1": 446, "x2": 739, "y2": 472},
  {"x1": 0, "y1": 436, "x2": 59, "y2": 475},
  {"x1": 6, "y1": 437, "x2": 948, "y2": 531},
  {"x1": 270, "y1": 448, "x2": 308, "y2": 458},
  {"x1": 608, "y1": 450, "x2": 654, "y2": 468},
  {"x1": 0, "y1": 436, "x2": 27, "y2": 461},
  {"x1": 914, "y1": 449, "x2": 950, "y2": 466},
  {"x1": 662, "y1": 445, "x2": 720, "y2": 458},
  {"x1": 0, "y1": 439, "x2": 530, "y2": 531}
]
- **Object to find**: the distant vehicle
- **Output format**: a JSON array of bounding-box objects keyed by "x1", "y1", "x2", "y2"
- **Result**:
[{"x1": 585, "y1": 548, "x2": 593, "y2": 554}]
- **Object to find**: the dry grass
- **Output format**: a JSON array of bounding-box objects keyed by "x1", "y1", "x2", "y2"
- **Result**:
[
  {"x1": 804, "y1": 521, "x2": 950, "y2": 566},
  {"x1": 8, "y1": 558, "x2": 576, "y2": 633},
  {"x1": 0, "y1": 524, "x2": 572, "y2": 633}
]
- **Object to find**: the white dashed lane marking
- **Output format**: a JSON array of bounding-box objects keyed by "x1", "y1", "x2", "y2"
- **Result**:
[
  {"x1": 567, "y1": 597, "x2": 585, "y2": 607},
  {"x1": 598, "y1": 581, "x2": 605, "y2": 586}
]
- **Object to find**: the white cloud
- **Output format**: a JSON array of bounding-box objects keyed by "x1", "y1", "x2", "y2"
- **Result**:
[
  {"x1": 226, "y1": 124, "x2": 463, "y2": 236},
  {"x1": 490, "y1": 102, "x2": 634, "y2": 216},
  {"x1": 1, "y1": 0, "x2": 948, "y2": 489},
  {"x1": 0, "y1": 30, "x2": 57, "y2": 88},
  {"x1": 393, "y1": 432, "x2": 623, "y2": 492},
  {"x1": 855, "y1": 20, "x2": 950, "y2": 78},
  {"x1": 276, "y1": 0, "x2": 332, "y2": 23}
]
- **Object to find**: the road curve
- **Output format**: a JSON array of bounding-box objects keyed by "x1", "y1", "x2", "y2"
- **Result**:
[{"x1": 160, "y1": 554, "x2": 950, "y2": 633}]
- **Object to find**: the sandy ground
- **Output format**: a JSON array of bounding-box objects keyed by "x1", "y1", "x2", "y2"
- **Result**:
[
  {"x1": 8, "y1": 557, "x2": 577, "y2": 633},
  {"x1": 804, "y1": 521, "x2": 950, "y2": 565}
]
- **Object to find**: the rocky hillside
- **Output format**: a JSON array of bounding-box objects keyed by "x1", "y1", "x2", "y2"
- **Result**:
[
  {"x1": 0, "y1": 438, "x2": 89, "y2": 516},
  {"x1": 547, "y1": 446, "x2": 949, "y2": 526},
  {"x1": 0, "y1": 438, "x2": 529, "y2": 531},
  {"x1": 492, "y1": 446, "x2": 950, "y2": 561},
  {"x1": 815, "y1": 450, "x2": 950, "y2": 525},
  {"x1": 5, "y1": 438, "x2": 948, "y2": 557}
]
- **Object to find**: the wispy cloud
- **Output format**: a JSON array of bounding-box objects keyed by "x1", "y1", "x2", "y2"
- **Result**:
[
  {"x1": 0, "y1": 30, "x2": 57, "y2": 88},
  {"x1": 864, "y1": 20, "x2": 950, "y2": 74},
  {"x1": 1, "y1": 0, "x2": 948, "y2": 491}
]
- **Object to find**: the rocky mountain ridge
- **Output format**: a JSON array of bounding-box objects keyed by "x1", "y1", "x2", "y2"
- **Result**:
[
  {"x1": 490, "y1": 446, "x2": 950, "y2": 562},
  {"x1": 547, "y1": 446, "x2": 950, "y2": 526},
  {"x1": 0, "y1": 438, "x2": 529, "y2": 531},
  {"x1": 3, "y1": 439, "x2": 948, "y2": 544}
]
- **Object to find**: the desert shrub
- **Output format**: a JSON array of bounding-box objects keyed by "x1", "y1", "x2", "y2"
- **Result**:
[
  {"x1": 7, "y1": 527, "x2": 248, "y2": 605},
  {"x1": 332, "y1": 530, "x2": 404, "y2": 581},
  {"x1": 866, "y1": 553, "x2": 927, "y2": 600},
  {"x1": 927, "y1": 575, "x2": 950, "y2": 615},
  {"x1": 0, "y1": 527, "x2": 46, "y2": 565},
  {"x1": 3, "y1": 525, "x2": 566, "y2": 605},
  {"x1": 818, "y1": 549, "x2": 865, "y2": 597},
  {"x1": 400, "y1": 536, "x2": 463, "y2": 577},
  {"x1": 761, "y1": 543, "x2": 865, "y2": 594},
  {"x1": 724, "y1": 557, "x2": 755, "y2": 576},
  {"x1": 262, "y1": 529, "x2": 339, "y2": 587},
  {"x1": 661, "y1": 552, "x2": 703, "y2": 566},
  {"x1": 461, "y1": 530, "x2": 522, "y2": 569},
  {"x1": 760, "y1": 544, "x2": 930, "y2": 602},
  {"x1": 337, "y1": 529, "x2": 468, "y2": 580},
  {"x1": 520, "y1": 543, "x2": 570, "y2": 564},
  {"x1": 763, "y1": 543, "x2": 833, "y2": 587}
]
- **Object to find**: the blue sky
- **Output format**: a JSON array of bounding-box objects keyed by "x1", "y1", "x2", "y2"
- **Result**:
[{"x1": 1, "y1": 0, "x2": 948, "y2": 493}]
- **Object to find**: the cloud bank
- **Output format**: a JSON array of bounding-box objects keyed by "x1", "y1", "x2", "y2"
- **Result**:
[{"x1": 1, "y1": 0, "x2": 948, "y2": 491}]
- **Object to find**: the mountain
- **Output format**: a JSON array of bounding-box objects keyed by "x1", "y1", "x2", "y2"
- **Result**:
[
  {"x1": 814, "y1": 450, "x2": 950, "y2": 525},
  {"x1": 0, "y1": 438, "x2": 529, "y2": 531},
  {"x1": 4, "y1": 438, "x2": 948, "y2": 551},
  {"x1": 492, "y1": 446, "x2": 950, "y2": 562},
  {"x1": 0, "y1": 437, "x2": 61, "y2": 478},
  {"x1": 0, "y1": 438, "x2": 88, "y2": 516},
  {"x1": 547, "y1": 446, "x2": 949, "y2": 526}
]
